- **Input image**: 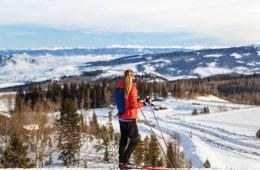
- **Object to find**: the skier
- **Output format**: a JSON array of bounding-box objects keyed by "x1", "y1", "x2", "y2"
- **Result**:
[{"x1": 115, "y1": 69, "x2": 149, "y2": 169}]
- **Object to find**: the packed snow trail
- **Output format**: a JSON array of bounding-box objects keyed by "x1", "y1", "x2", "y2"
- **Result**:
[{"x1": 137, "y1": 105, "x2": 260, "y2": 168}]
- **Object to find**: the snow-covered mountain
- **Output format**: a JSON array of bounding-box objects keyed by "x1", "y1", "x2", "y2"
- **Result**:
[{"x1": 0, "y1": 45, "x2": 260, "y2": 88}]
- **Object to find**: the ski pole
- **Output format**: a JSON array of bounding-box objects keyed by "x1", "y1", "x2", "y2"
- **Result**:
[
  {"x1": 148, "y1": 102, "x2": 168, "y2": 149},
  {"x1": 140, "y1": 108, "x2": 174, "y2": 169}
]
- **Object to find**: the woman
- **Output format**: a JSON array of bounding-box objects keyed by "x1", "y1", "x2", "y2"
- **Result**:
[{"x1": 116, "y1": 69, "x2": 145, "y2": 169}]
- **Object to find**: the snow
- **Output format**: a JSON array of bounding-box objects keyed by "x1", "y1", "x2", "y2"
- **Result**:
[
  {"x1": 0, "y1": 54, "x2": 124, "y2": 88},
  {"x1": 203, "y1": 54, "x2": 222, "y2": 58},
  {"x1": 143, "y1": 63, "x2": 156, "y2": 73},
  {"x1": 71, "y1": 97, "x2": 259, "y2": 169},
  {"x1": 230, "y1": 52, "x2": 243, "y2": 59},
  {"x1": 206, "y1": 62, "x2": 217, "y2": 67},
  {"x1": 1, "y1": 47, "x2": 260, "y2": 89},
  {"x1": 196, "y1": 95, "x2": 229, "y2": 102},
  {"x1": 138, "y1": 97, "x2": 260, "y2": 169},
  {"x1": 193, "y1": 67, "x2": 231, "y2": 77},
  {"x1": 243, "y1": 53, "x2": 251, "y2": 57},
  {"x1": 233, "y1": 66, "x2": 251, "y2": 74},
  {"x1": 237, "y1": 60, "x2": 245, "y2": 64},
  {"x1": 192, "y1": 64, "x2": 256, "y2": 77},
  {"x1": 0, "y1": 92, "x2": 259, "y2": 169},
  {"x1": 0, "y1": 92, "x2": 15, "y2": 117}
]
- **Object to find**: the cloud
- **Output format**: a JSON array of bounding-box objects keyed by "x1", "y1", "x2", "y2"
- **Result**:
[{"x1": 1, "y1": 0, "x2": 260, "y2": 45}]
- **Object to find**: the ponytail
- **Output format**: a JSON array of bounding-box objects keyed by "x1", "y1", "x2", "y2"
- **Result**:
[{"x1": 124, "y1": 70, "x2": 134, "y2": 99}]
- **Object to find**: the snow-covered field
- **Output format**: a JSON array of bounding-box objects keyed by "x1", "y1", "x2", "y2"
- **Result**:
[
  {"x1": 141, "y1": 97, "x2": 260, "y2": 169},
  {"x1": 76, "y1": 95, "x2": 260, "y2": 169},
  {"x1": 0, "y1": 94, "x2": 259, "y2": 169}
]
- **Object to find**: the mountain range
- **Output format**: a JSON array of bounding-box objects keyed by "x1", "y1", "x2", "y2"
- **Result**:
[{"x1": 0, "y1": 45, "x2": 260, "y2": 89}]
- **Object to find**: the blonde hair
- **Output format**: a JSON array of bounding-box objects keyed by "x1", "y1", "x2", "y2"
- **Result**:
[{"x1": 124, "y1": 69, "x2": 134, "y2": 99}]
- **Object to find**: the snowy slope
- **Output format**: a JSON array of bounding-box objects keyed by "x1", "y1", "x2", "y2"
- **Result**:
[
  {"x1": 79, "y1": 96, "x2": 260, "y2": 169},
  {"x1": 141, "y1": 100, "x2": 260, "y2": 168},
  {"x1": 0, "y1": 92, "x2": 259, "y2": 169}
]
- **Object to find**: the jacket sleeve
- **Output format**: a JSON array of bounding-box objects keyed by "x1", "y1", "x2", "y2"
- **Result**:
[{"x1": 128, "y1": 85, "x2": 144, "y2": 109}]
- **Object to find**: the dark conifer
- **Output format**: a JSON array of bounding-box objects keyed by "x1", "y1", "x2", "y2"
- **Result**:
[
  {"x1": 143, "y1": 135, "x2": 150, "y2": 166},
  {"x1": 166, "y1": 142, "x2": 177, "y2": 168},
  {"x1": 161, "y1": 83, "x2": 168, "y2": 99},
  {"x1": 15, "y1": 88, "x2": 24, "y2": 124},
  {"x1": 103, "y1": 136, "x2": 109, "y2": 162},
  {"x1": 101, "y1": 79, "x2": 109, "y2": 107},
  {"x1": 204, "y1": 158, "x2": 211, "y2": 168},
  {"x1": 192, "y1": 109, "x2": 198, "y2": 115},
  {"x1": 108, "y1": 111, "x2": 114, "y2": 140},
  {"x1": 84, "y1": 83, "x2": 92, "y2": 109},
  {"x1": 1, "y1": 132, "x2": 31, "y2": 168},
  {"x1": 133, "y1": 135, "x2": 145, "y2": 166},
  {"x1": 89, "y1": 111, "x2": 99, "y2": 136},
  {"x1": 62, "y1": 83, "x2": 70, "y2": 99},
  {"x1": 147, "y1": 135, "x2": 161, "y2": 167},
  {"x1": 57, "y1": 98, "x2": 81, "y2": 167}
]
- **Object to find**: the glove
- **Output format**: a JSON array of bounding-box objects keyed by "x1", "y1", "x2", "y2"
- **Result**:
[
  {"x1": 145, "y1": 96, "x2": 152, "y2": 104},
  {"x1": 142, "y1": 96, "x2": 152, "y2": 106}
]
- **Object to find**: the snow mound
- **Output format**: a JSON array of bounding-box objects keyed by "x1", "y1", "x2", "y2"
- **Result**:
[{"x1": 196, "y1": 95, "x2": 229, "y2": 103}]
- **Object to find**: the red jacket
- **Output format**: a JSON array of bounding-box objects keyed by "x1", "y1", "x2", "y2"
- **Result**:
[{"x1": 116, "y1": 80, "x2": 144, "y2": 119}]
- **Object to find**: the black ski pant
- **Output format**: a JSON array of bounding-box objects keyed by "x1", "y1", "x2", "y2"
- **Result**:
[{"x1": 118, "y1": 119, "x2": 138, "y2": 163}]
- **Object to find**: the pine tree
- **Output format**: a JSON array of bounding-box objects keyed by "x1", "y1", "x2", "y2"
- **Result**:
[
  {"x1": 146, "y1": 135, "x2": 161, "y2": 167},
  {"x1": 47, "y1": 82, "x2": 62, "y2": 103},
  {"x1": 57, "y1": 98, "x2": 81, "y2": 167},
  {"x1": 188, "y1": 159, "x2": 193, "y2": 168},
  {"x1": 62, "y1": 83, "x2": 70, "y2": 99},
  {"x1": 108, "y1": 112, "x2": 114, "y2": 140},
  {"x1": 161, "y1": 83, "x2": 168, "y2": 99},
  {"x1": 15, "y1": 88, "x2": 24, "y2": 123},
  {"x1": 70, "y1": 82, "x2": 77, "y2": 101},
  {"x1": 84, "y1": 83, "x2": 91, "y2": 109},
  {"x1": 101, "y1": 79, "x2": 109, "y2": 107},
  {"x1": 103, "y1": 136, "x2": 109, "y2": 162},
  {"x1": 89, "y1": 111, "x2": 99, "y2": 136},
  {"x1": 78, "y1": 82, "x2": 85, "y2": 111},
  {"x1": 192, "y1": 109, "x2": 198, "y2": 115},
  {"x1": 1, "y1": 132, "x2": 31, "y2": 168},
  {"x1": 133, "y1": 135, "x2": 144, "y2": 166},
  {"x1": 138, "y1": 81, "x2": 146, "y2": 99},
  {"x1": 143, "y1": 136, "x2": 150, "y2": 166},
  {"x1": 201, "y1": 106, "x2": 210, "y2": 114},
  {"x1": 204, "y1": 158, "x2": 211, "y2": 168},
  {"x1": 166, "y1": 142, "x2": 177, "y2": 168},
  {"x1": 90, "y1": 85, "x2": 97, "y2": 108}
]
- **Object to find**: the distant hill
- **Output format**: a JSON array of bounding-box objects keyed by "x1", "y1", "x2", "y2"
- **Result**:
[{"x1": 0, "y1": 45, "x2": 259, "y2": 89}]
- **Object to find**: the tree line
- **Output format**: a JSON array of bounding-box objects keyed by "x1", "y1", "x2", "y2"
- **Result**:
[
  {"x1": 7, "y1": 73, "x2": 260, "y2": 116},
  {"x1": 168, "y1": 73, "x2": 260, "y2": 105},
  {"x1": 13, "y1": 78, "x2": 170, "y2": 116}
]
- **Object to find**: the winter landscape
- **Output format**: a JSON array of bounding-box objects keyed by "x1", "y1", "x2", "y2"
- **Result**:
[
  {"x1": 1, "y1": 0, "x2": 260, "y2": 169},
  {"x1": 0, "y1": 91, "x2": 260, "y2": 169},
  {"x1": 0, "y1": 46, "x2": 260, "y2": 169},
  {"x1": 78, "y1": 95, "x2": 260, "y2": 169}
]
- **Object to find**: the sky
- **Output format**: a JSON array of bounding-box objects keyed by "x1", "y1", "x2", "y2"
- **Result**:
[{"x1": 1, "y1": 0, "x2": 260, "y2": 49}]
